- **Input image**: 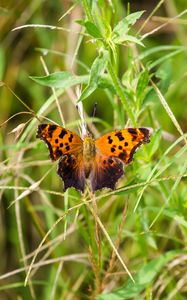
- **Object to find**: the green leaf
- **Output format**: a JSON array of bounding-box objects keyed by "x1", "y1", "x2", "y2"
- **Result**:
[
  {"x1": 30, "y1": 71, "x2": 89, "y2": 88},
  {"x1": 84, "y1": 21, "x2": 102, "y2": 38},
  {"x1": 79, "y1": 50, "x2": 109, "y2": 101},
  {"x1": 98, "y1": 251, "x2": 180, "y2": 300},
  {"x1": 146, "y1": 128, "x2": 162, "y2": 158},
  {"x1": 156, "y1": 60, "x2": 172, "y2": 93},
  {"x1": 138, "y1": 45, "x2": 187, "y2": 60},
  {"x1": 118, "y1": 34, "x2": 144, "y2": 46},
  {"x1": 149, "y1": 49, "x2": 183, "y2": 70},
  {"x1": 125, "y1": 11, "x2": 145, "y2": 26},
  {"x1": 112, "y1": 19, "x2": 129, "y2": 40},
  {"x1": 90, "y1": 50, "x2": 108, "y2": 86},
  {"x1": 112, "y1": 11, "x2": 144, "y2": 43},
  {"x1": 98, "y1": 74, "x2": 115, "y2": 94},
  {"x1": 136, "y1": 68, "x2": 149, "y2": 107},
  {"x1": 77, "y1": 20, "x2": 102, "y2": 38}
]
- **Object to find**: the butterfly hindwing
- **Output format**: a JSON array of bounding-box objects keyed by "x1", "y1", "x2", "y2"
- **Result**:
[
  {"x1": 90, "y1": 154, "x2": 124, "y2": 192},
  {"x1": 36, "y1": 124, "x2": 83, "y2": 160},
  {"x1": 58, "y1": 154, "x2": 85, "y2": 192},
  {"x1": 95, "y1": 128, "x2": 150, "y2": 164}
]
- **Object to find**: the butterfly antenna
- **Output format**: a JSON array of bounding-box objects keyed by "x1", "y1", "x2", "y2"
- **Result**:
[{"x1": 92, "y1": 102, "x2": 97, "y2": 119}]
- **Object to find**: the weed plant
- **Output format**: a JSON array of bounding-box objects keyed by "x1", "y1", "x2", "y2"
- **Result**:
[{"x1": 0, "y1": 1, "x2": 187, "y2": 299}]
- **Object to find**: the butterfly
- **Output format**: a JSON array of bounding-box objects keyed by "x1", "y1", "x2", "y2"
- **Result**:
[{"x1": 36, "y1": 124, "x2": 150, "y2": 193}]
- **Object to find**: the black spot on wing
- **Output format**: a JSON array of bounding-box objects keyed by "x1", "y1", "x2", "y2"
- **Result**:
[
  {"x1": 107, "y1": 136, "x2": 113, "y2": 144},
  {"x1": 132, "y1": 136, "x2": 137, "y2": 141},
  {"x1": 55, "y1": 148, "x2": 63, "y2": 157},
  {"x1": 115, "y1": 131, "x2": 125, "y2": 141},
  {"x1": 66, "y1": 145, "x2": 70, "y2": 151},
  {"x1": 68, "y1": 134, "x2": 73, "y2": 143},
  {"x1": 59, "y1": 129, "x2": 67, "y2": 139},
  {"x1": 127, "y1": 128, "x2": 138, "y2": 141},
  {"x1": 48, "y1": 125, "x2": 58, "y2": 137},
  {"x1": 108, "y1": 158, "x2": 114, "y2": 164},
  {"x1": 118, "y1": 151, "x2": 126, "y2": 161},
  {"x1": 128, "y1": 128, "x2": 137, "y2": 135}
]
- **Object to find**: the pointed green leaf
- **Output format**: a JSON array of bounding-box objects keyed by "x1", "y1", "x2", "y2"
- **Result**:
[
  {"x1": 84, "y1": 21, "x2": 102, "y2": 38},
  {"x1": 136, "y1": 68, "x2": 149, "y2": 106},
  {"x1": 112, "y1": 11, "x2": 144, "y2": 43},
  {"x1": 77, "y1": 20, "x2": 102, "y2": 38},
  {"x1": 30, "y1": 71, "x2": 89, "y2": 88},
  {"x1": 115, "y1": 34, "x2": 144, "y2": 46},
  {"x1": 78, "y1": 50, "x2": 109, "y2": 101},
  {"x1": 125, "y1": 11, "x2": 145, "y2": 26}
]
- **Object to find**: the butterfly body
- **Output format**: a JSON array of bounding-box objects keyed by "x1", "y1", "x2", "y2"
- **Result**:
[
  {"x1": 36, "y1": 124, "x2": 150, "y2": 193},
  {"x1": 82, "y1": 135, "x2": 96, "y2": 176}
]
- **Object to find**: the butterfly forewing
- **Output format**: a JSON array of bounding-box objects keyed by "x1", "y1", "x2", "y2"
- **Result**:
[
  {"x1": 36, "y1": 124, "x2": 83, "y2": 160},
  {"x1": 95, "y1": 128, "x2": 150, "y2": 164}
]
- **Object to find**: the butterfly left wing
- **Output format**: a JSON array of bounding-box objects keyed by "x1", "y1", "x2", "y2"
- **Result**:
[
  {"x1": 36, "y1": 124, "x2": 86, "y2": 192},
  {"x1": 36, "y1": 124, "x2": 83, "y2": 160},
  {"x1": 90, "y1": 154, "x2": 124, "y2": 192},
  {"x1": 95, "y1": 128, "x2": 150, "y2": 164},
  {"x1": 57, "y1": 154, "x2": 85, "y2": 192},
  {"x1": 90, "y1": 128, "x2": 150, "y2": 192}
]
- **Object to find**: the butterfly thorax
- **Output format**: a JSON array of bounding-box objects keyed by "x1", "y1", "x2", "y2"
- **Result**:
[{"x1": 83, "y1": 135, "x2": 96, "y2": 176}]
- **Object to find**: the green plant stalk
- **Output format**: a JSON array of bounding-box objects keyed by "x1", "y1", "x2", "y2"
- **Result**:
[
  {"x1": 82, "y1": 0, "x2": 136, "y2": 126},
  {"x1": 82, "y1": 0, "x2": 93, "y2": 22},
  {"x1": 107, "y1": 60, "x2": 136, "y2": 126}
]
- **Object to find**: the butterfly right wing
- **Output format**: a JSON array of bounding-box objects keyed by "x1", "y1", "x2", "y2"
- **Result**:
[{"x1": 95, "y1": 128, "x2": 150, "y2": 164}]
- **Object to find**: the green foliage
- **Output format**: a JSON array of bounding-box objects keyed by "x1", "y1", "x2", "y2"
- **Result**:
[
  {"x1": 98, "y1": 251, "x2": 180, "y2": 299},
  {"x1": 0, "y1": 0, "x2": 187, "y2": 300}
]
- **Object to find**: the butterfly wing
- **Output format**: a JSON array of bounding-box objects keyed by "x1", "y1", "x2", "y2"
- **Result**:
[
  {"x1": 36, "y1": 124, "x2": 83, "y2": 160},
  {"x1": 57, "y1": 154, "x2": 85, "y2": 192},
  {"x1": 90, "y1": 128, "x2": 150, "y2": 192},
  {"x1": 90, "y1": 154, "x2": 124, "y2": 192},
  {"x1": 36, "y1": 124, "x2": 85, "y2": 192},
  {"x1": 95, "y1": 128, "x2": 150, "y2": 164}
]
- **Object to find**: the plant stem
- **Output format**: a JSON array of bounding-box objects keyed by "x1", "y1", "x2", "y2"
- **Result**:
[{"x1": 107, "y1": 60, "x2": 136, "y2": 126}]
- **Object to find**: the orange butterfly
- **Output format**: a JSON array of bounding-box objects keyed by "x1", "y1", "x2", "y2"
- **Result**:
[{"x1": 36, "y1": 124, "x2": 150, "y2": 193}]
